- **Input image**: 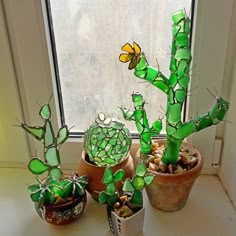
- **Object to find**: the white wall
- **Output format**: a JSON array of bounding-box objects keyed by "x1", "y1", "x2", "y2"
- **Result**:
[
  {"x1": 219, "y1": 0, "x2": 236, "y2": 208},
  {"x1": 0, "y1": 1, "x2": 29, "y2": 166}
]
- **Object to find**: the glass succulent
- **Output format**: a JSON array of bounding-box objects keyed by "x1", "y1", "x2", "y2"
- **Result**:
[
  {"x1": 120, "y1": 10, "x2": 229, "y2": 165},
  {"x1": 99, "y1": 162, "x2": 154, "y2": 211},
  {"x1": 84, "y1": 113, "x2": 132, "y2": 167},
  {"x1": 20, "y1": 103, "x2": 88, "y2": 206}
]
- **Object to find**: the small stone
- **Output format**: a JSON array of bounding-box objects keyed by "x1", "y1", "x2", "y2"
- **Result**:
[
  {"x1": 159, "y1": 161, "x2": 167, "y2": 173},
  {"x1": 119, "y1": 195, "x2": 128, "y2": 203},
  {"x1": 154, "y1": 153, "x2": 162, "y2": 159},
  {"x1": 116, "y1": 205, "x2": 134, "y2": 218},
  {"x1": 153, "y1": 157, "x2": 161, "y2": 165},
  {"x1": 113, "y1": 202, "x2": 120, "y2": 209},
  {"x1": 192, "y1": 152, "x2": 199, "y2": 158},
  {"x1": 180, "y1": 152, "x2": 190, "y2": 164},
  {"x1": 168, "y1": 164, "x2": 175, "y2": 174},
  {"x1": 174, "y1": 165, "x2": 184, "y2": 174},
  {"x1": 151, "y1": 143, "x2": 159, "y2": 151},
  {"x1": 147, "y1": 155, "x2": 155, "y2": 163},
  {"x1": 148, "y1": 162, "x2": 159, "y2": 172}
]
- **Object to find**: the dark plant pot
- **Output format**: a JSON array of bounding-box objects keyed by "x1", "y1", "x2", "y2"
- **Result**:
[
  {"x1": 35, "y1": 193, "x2": 87, "y2": 225},
  {"x1": 106, "y1": 206, "x2": 145, "y2": 236},
  {"x1": 136, "y1": 140, "x2": 204, "y2": 212},
  {"x1": 78, "y1": 151, "x2": 134, "y2": 200}
]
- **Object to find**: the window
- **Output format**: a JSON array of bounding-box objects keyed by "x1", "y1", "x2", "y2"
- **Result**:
[
  {"x1": 1, "y1": 0, "x2": 233, "y2": 170},
  {"x1": 46, "y1": 0, "x2": 192, "y2": 135}
]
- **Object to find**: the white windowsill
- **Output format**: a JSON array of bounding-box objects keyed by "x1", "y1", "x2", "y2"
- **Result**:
[{"x1": 0, "y1": 168, "x2": 235, "y2": 236}]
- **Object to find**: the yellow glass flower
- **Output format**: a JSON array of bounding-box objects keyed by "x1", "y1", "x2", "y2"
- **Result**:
[{"x1": 119, "y1": 42, "x2": 141, "y2": 70}]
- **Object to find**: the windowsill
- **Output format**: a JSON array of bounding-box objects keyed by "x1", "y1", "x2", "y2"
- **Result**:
[{"x1": 0, "y1": 168, "x2": 235, "y2": 236}]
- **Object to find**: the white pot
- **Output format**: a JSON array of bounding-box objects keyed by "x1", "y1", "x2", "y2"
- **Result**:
[{"x1": 107, "y1": 207, "x2": 145, "y2": 236}]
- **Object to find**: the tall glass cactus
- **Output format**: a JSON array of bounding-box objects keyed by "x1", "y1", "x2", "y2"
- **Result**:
[{"x1": 120, "y1": 10, "x2": 229, "y2": 165}]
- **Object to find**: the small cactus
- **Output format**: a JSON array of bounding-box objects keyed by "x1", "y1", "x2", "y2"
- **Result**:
[
  {"x1": 84, "y1": 113, "x2": 132, "y2": 167},
  {"x1": 20, "y1": 103, "x2": 88, "y2": 205},
  {"x1": 99, "y1": 162, "x2": 154, "y2": 210}
]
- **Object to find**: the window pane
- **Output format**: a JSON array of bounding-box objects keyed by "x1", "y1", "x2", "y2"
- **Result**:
[{"x1": 48, "y1": 0, "x2": 192, "y2": 133}]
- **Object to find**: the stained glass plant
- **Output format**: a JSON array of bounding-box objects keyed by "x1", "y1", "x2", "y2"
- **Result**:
[
  {"x1": 20, "y1": 103, "x2": 88, "y2": 206},
  {"x1": 84, "y1": 113, "x2": 132, "y2": 167},
  {"x1": 99, "y1": 162, "x2": 154, "y2": 217},
  {"x1": 120, "y1": 10, "x2": 229, "y2": 165}
]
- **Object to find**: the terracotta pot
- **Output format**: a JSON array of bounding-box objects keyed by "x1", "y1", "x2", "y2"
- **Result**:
[
  {"x1": 136, "y1": 140, "x2": 204, "y2": 212},
  {"x1": 78, "y1": 151, "x2": 134, "y2": 200},
  {"x1": 35, "y1": 193, "x2": 87, "y2": 225},
  {"x1": 107, "y1": 206, "x2": 144, "y2": 236}
]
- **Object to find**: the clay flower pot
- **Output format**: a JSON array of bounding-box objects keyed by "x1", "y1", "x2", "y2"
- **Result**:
[
  {"x1": 107, "y1": 206, "x2": 145, "y2": 236},
  {"x1": 35, "y1": 193, "x2": 87, "y2": 225},
  {"x1": 78, "y1": 151, "x2": 134, "y2": 200},
  {"x1": 136, "y1": 140, "x2": 204, "y2": 212}
]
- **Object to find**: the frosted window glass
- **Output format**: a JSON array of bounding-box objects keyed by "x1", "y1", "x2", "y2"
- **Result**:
[{"x1": 49, "y1": 0, "x2": 191, "y2": 133}]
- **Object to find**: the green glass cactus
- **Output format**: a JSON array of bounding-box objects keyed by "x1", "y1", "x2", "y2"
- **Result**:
[
  {"x1": 20, "y1": 103, "x2": 88, "y2": 206},
  {"x1": 84, "y1": 113, "x2": 132, "y2": 166},
  {"x1": 120, "y1": 10, "x2": 229, "y2": 165},
  {"x1": 99, "y1": 162, "x2": 154, "y2": 210}
]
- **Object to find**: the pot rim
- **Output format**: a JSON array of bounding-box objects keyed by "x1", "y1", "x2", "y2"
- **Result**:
[{"x1": 81, "y1": 150, "x2": 131, "y2": 168}]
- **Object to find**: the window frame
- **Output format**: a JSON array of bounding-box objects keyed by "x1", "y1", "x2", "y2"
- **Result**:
[{"x1": 2, "y1": 0, "x2": 233, "y2": 172}]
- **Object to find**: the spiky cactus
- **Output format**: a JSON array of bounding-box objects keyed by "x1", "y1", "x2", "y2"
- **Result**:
[
  {"x1": 84, "y1": 113, "x2": 132, "y2": 166},
  {"x1": 120, "y1": 10, "x2": 229, "y2": 165},
  {"x1": 20, "y1": 103, "x2": 88, "y2": 206}
]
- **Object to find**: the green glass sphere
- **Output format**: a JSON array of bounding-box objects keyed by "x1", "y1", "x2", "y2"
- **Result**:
[{"x1": 84, "y1": 113, "x2": 132, "y2": 167}]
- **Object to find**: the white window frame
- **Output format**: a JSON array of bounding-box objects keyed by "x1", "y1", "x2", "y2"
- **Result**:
[{"x1": 1, "y1": 0, "x2": 233, "y2": 172}]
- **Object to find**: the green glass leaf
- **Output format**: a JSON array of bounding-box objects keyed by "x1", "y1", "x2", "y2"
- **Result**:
[
  {"x1": 166, "y1": 124, "x2": 176, "y2": 135},
  {"x1": 49, "y1": 167, "x2": 62, "y2": 180},
  {"x1": 45, "y1": 121, "x2": 54, "y2": 148},
  {"x1": 122, "y1": 179, "x2": 134, "y2": 192},
  {"x1": 185, "y1": 17, "x2": 191, "y2": 34},
  {"x1": 172, "y1": 10, "x2": 185, "y2": 24},
  {"x1": 175, "y1": 48, "x2": 191, "y2": 61},
  {"x1": 177, "y1": 60, "x2": 188, "y2": 77},
  {"x1": 176, "y1": 32, "x2": 188, "y2": 47},
  {"x1": 169, "y1": 73, "x2": 177, "y2": 87},
  {"x1": 98, "y1": 192, "x2": 108, "y2": 204},
  {"x1": 172, "y1": 122, "x2": 196, "y2": 139},
  {"x1": 28, "y1": 184, "x2": 41, "y2": 202},
  {"x1": 45, "y1": 147, "x2": 60, "y2": 167},
  {"x1": 167, "y1": 103, "x2": 181, "y2": 123},
  {"x1": 135, "y1": 162, "x2": 147, "y2": 177},
  {"x1": 49, "y1": 181, "x2": 64, "y2": 198},
  {"x1": 102, "y1": 167, "x2": 113, "y2": 184},
  {"x1": 21, "y1": 124, "x2": 44, "y2": 141},
  {"x1": 130, "y1": 190, "x2": 143, "y2": 207},
  {"x1": 144, "y1": 175, "x2": 154, "y2": 185},
  {"x1": 57, "y1": 126, "x2": 69, "y2": 146},
  {"x1": 61, "y1": 180, "x2": 72, "y2": 198},
  {"x1": 28, "y1": 184, "x2": 40, "y2": 193},
  {"x1": 152, "y1": 120, "x2": 162, "y2": 134},
  {"x1": 178, "y1": 76, "x2": 190, "y2": 88},
  {"x1": 46, "y1": 190, "x2": 55, "y2": 204},
  {"x1": 28, "y1": 158, "x2": 49, "y2": 175},
  {"x1": 133, "y1": 176, "x2": 145, "y2": 191},
  {"x1": 114, "y1": 169, "x2": 125, "y2": 182},
  {"x1": 106, "y1": 182, "x2": 116, "y2": 195},
  {"x1": 135, "y1": 54, "x2": 149, "y2": 71},
  {"x1": 38, "y1": 192, "x2": 46, "y2": 206},
  {"x1": 198, "y1": 117, "x2": 213, "y2": 130},
  {"x1": 40, "y1": 104, "x2": 51, "y2": 120},
  {"x1": 175, "y1": 90, "x2": 186, "y2": 103}
]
